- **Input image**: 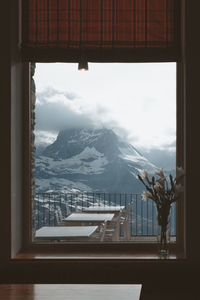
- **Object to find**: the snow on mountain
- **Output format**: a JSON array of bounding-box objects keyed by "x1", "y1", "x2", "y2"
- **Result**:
[
  {"x1": 119, "y1": 145, "x2": 156, "y2": 173},
  {"x1": 35, "y1": 128, "x2": 158, "y2": 193},
  {"x1": 36, "y1": 147, "x2": 108, "y2": 176}
]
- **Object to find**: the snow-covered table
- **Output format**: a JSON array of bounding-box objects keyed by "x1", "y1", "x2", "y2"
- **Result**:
[
  {"x1": 62, "y1": 213, "x2": 115, "y2": 229},
  {"x1": 64, "y1": 213, "x2": 114, "y2": 222},
  {"x1": 35, "y1": 226, "x2": 98, "y2": 241}
]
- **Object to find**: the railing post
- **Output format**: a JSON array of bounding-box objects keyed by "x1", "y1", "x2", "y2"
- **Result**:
[
  {"x1": 152, "y1": 199, "x2": 154, "y2": 235},
  {"x1": 141, "y1": 197, "x2": 143, "y2": 235},
  {"x1": 48, "y1": 193, "x2": 50, "y2": 226},
  {"x1": 130, "y1": 193, "x2": 133, "y2": 236},
  {"x1": 147, "y1": 198, "x2": 149, "y2": 235},
  {"x1": 43, "y1": 194, "x2": 45, "y2": 227},
  {"x1": 53, "y1": 194, "x2": 56, "y2": 226},
  {"x1": 37, "y1": 194, "x2": 40, "y2": 230},
  {"x1": 135, "y1": 194, "x2": 138, "y2": 236}
]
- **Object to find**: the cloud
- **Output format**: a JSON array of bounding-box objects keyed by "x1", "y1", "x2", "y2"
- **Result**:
[
  {"x1": 35, "y1": 87, "x2": 176, "y2": 152},
  {"x1": 35, "y1": 101, "x2": 95, "y2": 131},
  {"x1": 34, "y1": 130, "x2": 57, "y2": 146},
  {"x1": 142, "y1": 147, "x2": 176, "y2": 171},
  {"x1": 161, "y1": 139, "x2": 176, "y2": 152},
  {"x1": 35, "y1": 87, "x2": 114, "y2": 132},
  {"x1": 35, "y1": 87, "x2": 136, "y2": 149},
  {"x1": 36, "y1": 87, "x2": 78, "y2": 103}
]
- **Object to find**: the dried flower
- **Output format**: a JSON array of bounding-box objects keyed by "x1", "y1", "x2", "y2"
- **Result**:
[
  {"x1": 154, "y1": 182, "x2": 162, "y2": 192},
  {"x1": 138, "y1": 167, "x2": 185, "y2": 250},
  {"x1": 138, "y1": 167, "x2": 185, "y2": 210},
  {"x1": 141, "y1": 191, "x2": 152, "y2": 200},
  {"x1": 158, "y1": 178, "x2": 165, "y2": 187},
  {"x1": 140, "y1": 170, "x2": 149, "y2": 180},
  {"x1": 155, "y1": 168, "x2": 165, "y2": 179}
]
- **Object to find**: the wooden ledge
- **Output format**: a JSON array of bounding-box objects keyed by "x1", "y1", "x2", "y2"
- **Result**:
[{"x1": 13, "y1": 251, "x2": 185, "y2": 260}]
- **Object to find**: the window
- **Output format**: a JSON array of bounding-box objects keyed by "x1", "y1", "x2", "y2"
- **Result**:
[
  {"x1": 32, "y1": 62, "x2": 177, "y2": 246},
  {"x1": 21, "y1": 0, "x2": 184, "y2": 256}
]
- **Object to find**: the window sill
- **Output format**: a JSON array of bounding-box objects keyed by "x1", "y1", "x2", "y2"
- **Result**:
[
  {"x1": 13, "y1": 250, "x2": 185, "y2": 261},
  {"x1": 12, "y1": 241, "x2": 185, "y2": 260}
]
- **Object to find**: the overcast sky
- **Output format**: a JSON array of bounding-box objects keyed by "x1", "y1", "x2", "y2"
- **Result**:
[{"x1": 34, "y1": 62, "x2": 176, "y2": 151}]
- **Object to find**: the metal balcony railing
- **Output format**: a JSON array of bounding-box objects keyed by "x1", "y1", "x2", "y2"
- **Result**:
[{"x1": 33, "y1": 192, "x2": 176, "y2": 238}]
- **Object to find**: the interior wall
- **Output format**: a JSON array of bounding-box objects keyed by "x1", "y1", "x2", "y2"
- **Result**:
[{"x1": 184, "y1": 0, "x2": 200, "y2": 262}]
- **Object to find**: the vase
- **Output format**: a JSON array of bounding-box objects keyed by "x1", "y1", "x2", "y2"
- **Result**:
[{"x1": 157, "y1": 223, "x2": 170, "y2": 257}]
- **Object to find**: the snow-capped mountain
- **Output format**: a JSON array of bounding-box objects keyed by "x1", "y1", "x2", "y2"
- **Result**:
[{"x1": 35, "y1": 128, "x2": 157, "y2": 193}]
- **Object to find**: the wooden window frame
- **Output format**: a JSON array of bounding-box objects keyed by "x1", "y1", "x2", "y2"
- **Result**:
[{"x1": 19, "y1": 63, "x2": 185, "y2": 260}]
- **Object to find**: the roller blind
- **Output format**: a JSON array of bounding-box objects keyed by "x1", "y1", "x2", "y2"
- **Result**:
[{"x1": 22, "y1": 0, "x2": 179, "y2": 61}]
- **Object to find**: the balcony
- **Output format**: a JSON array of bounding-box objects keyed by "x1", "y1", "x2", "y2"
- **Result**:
[{"x1": 33, "y1": 192, "x2": 176, "y2": 243}]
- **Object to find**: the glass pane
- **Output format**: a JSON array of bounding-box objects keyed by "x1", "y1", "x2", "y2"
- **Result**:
[{"x1": 32, "y1": 63, "x2": 176, "y2": 243}]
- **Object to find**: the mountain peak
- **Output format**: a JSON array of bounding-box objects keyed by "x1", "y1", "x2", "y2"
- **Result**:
[
  {"x1": 36, "y1": 127, "x2": 158, "y2": 193},
  {"x1": 43, "y1": 127, "x2": 119, "y2": 160}
]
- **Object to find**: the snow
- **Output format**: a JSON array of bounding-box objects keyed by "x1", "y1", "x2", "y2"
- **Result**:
[
  {"x1": 35, "y1": 178, "x2": 92, "y2": 193},
  {"x1": 67, "y1": 129, "x2": 103, "y2": 144},
  {"x1": 119, "y1": 146, "x2": 157, "y2": 173},
  {"x1": 119, "y1": 146, "x2": 148, "y2": 162},
  {"x1": 36, "y1": 147, "x2": 108, "y2": 176}
]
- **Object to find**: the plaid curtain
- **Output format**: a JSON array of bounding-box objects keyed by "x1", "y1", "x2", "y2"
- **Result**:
[{"x1": 23, "y1": 0, "x2": 176, "y2": 49}]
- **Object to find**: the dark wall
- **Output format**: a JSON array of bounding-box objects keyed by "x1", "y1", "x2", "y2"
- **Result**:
[{"x1": 0, "y1": 0, "x2": 200, "y2": 293}]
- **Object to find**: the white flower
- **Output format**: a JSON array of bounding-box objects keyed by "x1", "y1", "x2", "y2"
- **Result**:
[
  {"x1": 176, "y1": 166, "x2": 185, "y2": 179},
  {"x1": 175, "y1": 183, "x2": 184, "y2": 194},
  {"x1": 159, "y1": 178, "x2": 166, "y2": 187},
  {"x1": 154, "y1": 183, "x2": 162, "y2": 192},
  {"x1": 155, "y1": 168, "x2": 165, "y2": 179},
  {"x1": 140, "y1": 170, "x2": 149, "y2": 180},
  {"x1": 141, "y1": 191, "x2": 152, "y2": 200}
]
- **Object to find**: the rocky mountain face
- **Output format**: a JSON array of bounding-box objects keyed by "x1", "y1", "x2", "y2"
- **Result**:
[{"x1": 35, "y1": 128, "x2": 157, "y2": 193}]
